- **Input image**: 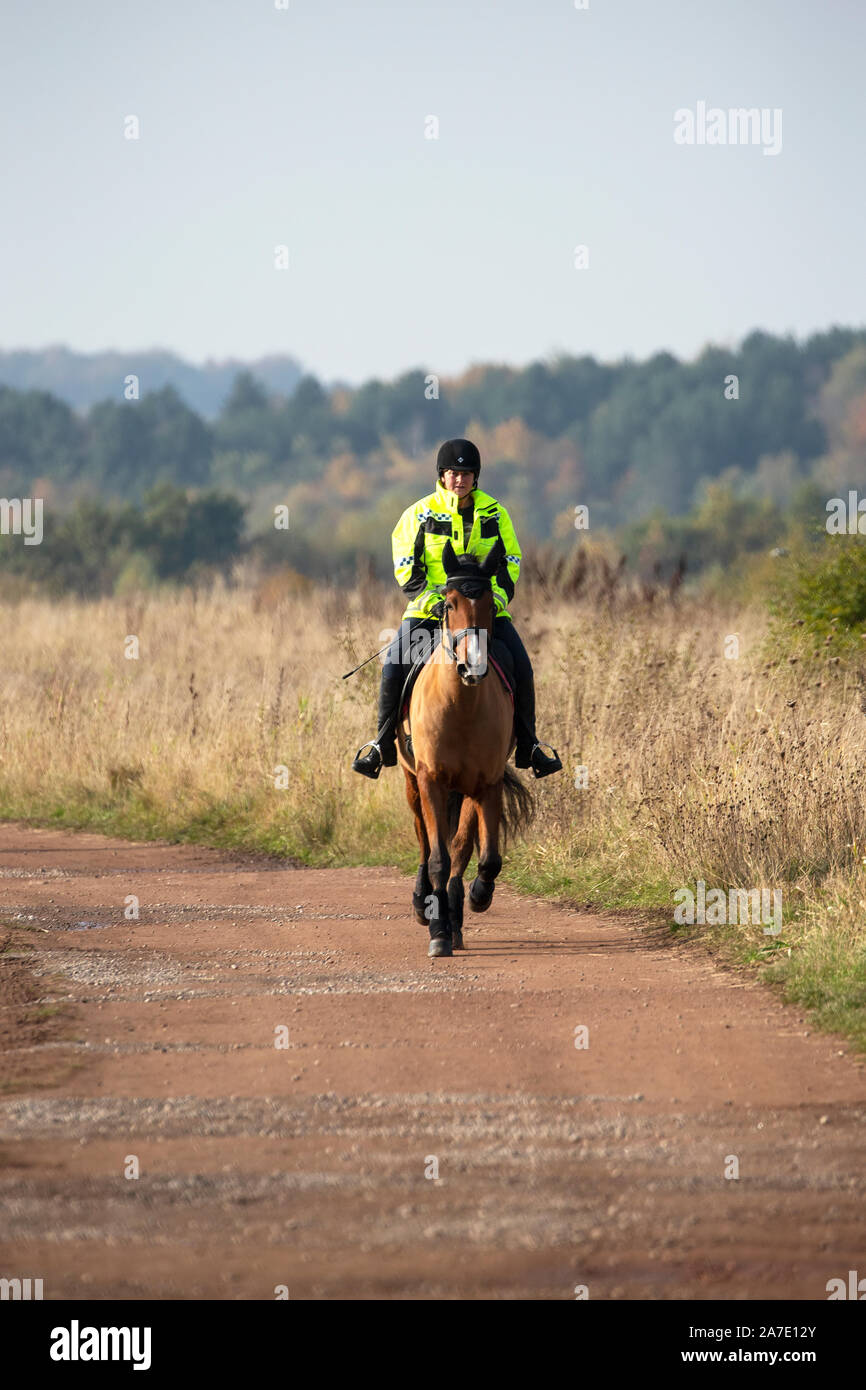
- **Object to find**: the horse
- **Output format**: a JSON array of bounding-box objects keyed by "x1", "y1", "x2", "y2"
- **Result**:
[{"x1": 397, "y1": 536, "x2": 534, "y2": 957}]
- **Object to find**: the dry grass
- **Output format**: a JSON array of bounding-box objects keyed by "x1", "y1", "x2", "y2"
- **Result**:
[{"x1": 1, "y1": 575, "x2": 864, "y2": 1043}]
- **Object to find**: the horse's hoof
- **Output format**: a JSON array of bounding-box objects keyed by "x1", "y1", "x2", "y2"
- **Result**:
[
  {"x1": 468, "y1": 878, "x2": 494, "y2": 913},
  {"x1": 428, "y1": 934, "x2": 453, "y2": 958},
  {"x1": 452, "y1": 930, "x2": 464, "y2": 950},
  {"x1": 414, "y1": 909, "x2": 428, "y2": 926}
]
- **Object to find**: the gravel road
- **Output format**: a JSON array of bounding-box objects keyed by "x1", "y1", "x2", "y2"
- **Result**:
[{"x1": 1, "y1": 824, "x2": 864, "y2": 1300}]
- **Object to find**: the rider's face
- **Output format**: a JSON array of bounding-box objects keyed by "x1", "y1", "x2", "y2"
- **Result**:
[{"x1": 442, "y1": 468, "x2": 474, "y2": 499}]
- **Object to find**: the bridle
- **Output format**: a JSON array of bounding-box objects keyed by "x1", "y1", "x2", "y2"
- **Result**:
[
  {"x1": 439, "y1": 575, "x2": 492, "y2": 671},
  {"x1": 442, "y1": 622, "x2": 488, "y2": 664}
]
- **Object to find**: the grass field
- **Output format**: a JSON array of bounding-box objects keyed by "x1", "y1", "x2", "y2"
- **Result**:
[{"x1": 1, "y1": 571, "x2": 865, "y2": 1047}]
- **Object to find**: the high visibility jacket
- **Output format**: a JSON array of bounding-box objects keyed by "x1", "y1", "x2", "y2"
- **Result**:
[{"x1": 392, "y1": 480, "x2": 521, "y2": 622}]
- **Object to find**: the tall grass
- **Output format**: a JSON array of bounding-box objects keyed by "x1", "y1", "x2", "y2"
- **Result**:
[{"x1": 1, "y1": 572, "x2": 864, "y2": 1043}]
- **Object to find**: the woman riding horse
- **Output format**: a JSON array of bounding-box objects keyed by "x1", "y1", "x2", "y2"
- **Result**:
[{"x1": 352, "y1": 438, "x2": 562, "y2": 780}]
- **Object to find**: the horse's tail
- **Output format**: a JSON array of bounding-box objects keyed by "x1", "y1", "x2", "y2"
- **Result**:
[
  {"x1": 447, "y1": 770, "x2": 534, "y2": 852},
  {"x1": 502, "y1": 767, "x2": 535, "y2": 845}
]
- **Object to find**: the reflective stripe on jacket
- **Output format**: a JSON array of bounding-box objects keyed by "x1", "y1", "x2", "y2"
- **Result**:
[{"x1": 392, "y1": 481, "x2": 521, "y2": 621}]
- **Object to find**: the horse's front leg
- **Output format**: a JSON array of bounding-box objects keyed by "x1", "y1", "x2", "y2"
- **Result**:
[
  {"x1": 447, "y1": 797, "x2": 478, "y2": 950},
  {"x1": 403, "y1": 770, "x2": 431, "y2": 925},
  {"x1": 417, "y1": 768, "x2": 453, "y2": 957},
  {"x1": 468, "y1": 782, "x2": 503, "y2": 914}
]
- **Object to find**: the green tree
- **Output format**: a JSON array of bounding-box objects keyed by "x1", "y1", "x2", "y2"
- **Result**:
[{"x1": 0, "y1": 386, "x2": 85, "y2": 493}]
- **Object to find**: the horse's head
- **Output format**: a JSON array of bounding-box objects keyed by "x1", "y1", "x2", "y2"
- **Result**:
[{"x1": 440, "y1": 537, "x2": 504, "y2": 684}]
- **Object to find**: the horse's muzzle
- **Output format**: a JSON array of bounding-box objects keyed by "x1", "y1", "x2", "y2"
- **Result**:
[
  {"x1": 455, "y1": 629, "x2": 489, "y2": 684},
  {"x1": 456, "y1": 664, "x2": 487, "y2": 685}
]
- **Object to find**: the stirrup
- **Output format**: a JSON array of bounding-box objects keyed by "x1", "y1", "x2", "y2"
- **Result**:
[
  {"x1": 351, "y1": 740, "x2": 383, "y2": 779},
  {"x1": 530, "y1": 741, "x2": 562, "y2": 778}
]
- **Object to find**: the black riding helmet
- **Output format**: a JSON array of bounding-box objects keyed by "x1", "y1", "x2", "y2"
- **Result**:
[{"x1": 436, "y1": 438, "x2": 480, "y2": 484}]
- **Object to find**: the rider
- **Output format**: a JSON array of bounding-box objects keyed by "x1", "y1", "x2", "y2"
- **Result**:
[{"x1": 351, "y1": 438, "x2": 562, "y2": 780}]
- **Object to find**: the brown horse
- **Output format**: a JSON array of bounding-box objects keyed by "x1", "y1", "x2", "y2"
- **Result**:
[{"x1": 397, "y1": 537, "x2": 533, "y2": 957}]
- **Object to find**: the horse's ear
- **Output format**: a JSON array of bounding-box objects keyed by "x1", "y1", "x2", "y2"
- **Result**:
[
  {"x1": 478, "y1": 535, "x2": 505, "y2": 578},
  {"x1": 441, "y1": 538, "x2": 458, "y2": 577}
]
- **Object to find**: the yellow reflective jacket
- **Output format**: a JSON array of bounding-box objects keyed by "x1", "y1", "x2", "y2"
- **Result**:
[{"x1": 392, "y1": 480, "x2": 521, "y2": 622}]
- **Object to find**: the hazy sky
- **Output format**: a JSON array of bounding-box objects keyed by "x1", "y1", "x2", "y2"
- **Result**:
[{"x1": 3, "y1": 0, "x2": 865, "y2": 383}]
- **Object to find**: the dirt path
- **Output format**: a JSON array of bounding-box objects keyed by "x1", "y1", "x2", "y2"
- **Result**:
[{"x1": 1, "y1": 823, "x2": 864, "y2": 1301}]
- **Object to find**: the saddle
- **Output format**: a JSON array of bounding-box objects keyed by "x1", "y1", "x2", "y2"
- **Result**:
[{"x1": 399, "y1": 636, "x2": 515, "y2": 758}]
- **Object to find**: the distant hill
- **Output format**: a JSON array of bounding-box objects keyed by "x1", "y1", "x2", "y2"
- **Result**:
[{"x1": 0, "y1": 347, "x2": 304, "y2": 418}]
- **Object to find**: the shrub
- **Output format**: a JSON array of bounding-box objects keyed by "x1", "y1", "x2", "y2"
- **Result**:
[{"x1": 771, "y1": 536, "x2": 866, "y2": 637}]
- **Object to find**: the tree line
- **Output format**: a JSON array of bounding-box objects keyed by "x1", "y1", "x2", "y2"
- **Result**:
[{"x1": 1, "y1": 326, "x2": 866, "y2": 593}]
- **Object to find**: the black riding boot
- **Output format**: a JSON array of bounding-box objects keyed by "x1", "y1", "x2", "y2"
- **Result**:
[
  {"x1": 351, "y1": 668, "x2": 404, "y2": 779},
  {"x1": 513, "y1": 673, "x2": 563, "y2": 779}
]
